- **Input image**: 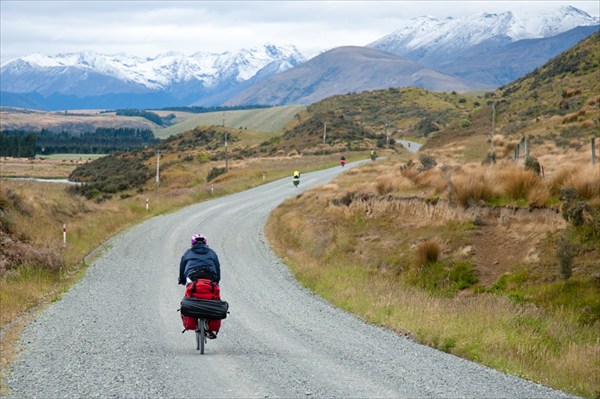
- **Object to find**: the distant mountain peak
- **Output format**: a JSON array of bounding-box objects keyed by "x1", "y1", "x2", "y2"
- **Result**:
[{"x1": 368, "y1": 5, "x2": 599, "y2": 57}]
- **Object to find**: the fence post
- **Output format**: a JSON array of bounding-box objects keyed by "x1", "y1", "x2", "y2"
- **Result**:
[
  {"x1": 592, "y1": 137, "x2": 596, "y2": 165},
  {"x1": 63, "y1": 224, "x2": 67, "y2": 245}
]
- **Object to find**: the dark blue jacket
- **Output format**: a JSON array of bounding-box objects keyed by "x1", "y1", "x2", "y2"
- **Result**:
[{"x1": 178, "y1": 243, "x2": 221, "y2": 284}]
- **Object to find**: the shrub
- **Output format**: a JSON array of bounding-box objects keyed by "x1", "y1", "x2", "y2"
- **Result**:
[
  {"x1": 418, "y1": 154, "x2": 437, "y2": 171},
  {"x1": 207, "y1": 167, "x2": 227, "y2": 182},
  {"x1": 448, "y1": 261, "x2": 478, "y2": 289},
  {"x1": 562, "y1": 201, "x2": 594, "y2": 226},
  {"x1": 524, "y1": 156, "x2": 541, "y2": 175},
  {"x1": 557, "y1": 236, "x2": 575, "y2": 280}
]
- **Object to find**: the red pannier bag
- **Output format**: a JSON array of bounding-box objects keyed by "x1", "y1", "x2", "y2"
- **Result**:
[
  {"x1": 181, "y1": 315, "x2": 198, "y2": 331},
  {"x1": 185, "y1": 279, "x2": 221, "y2": 300},
  {"x1": 181, "y1": 278, "x2": 222, "y2": 333}
]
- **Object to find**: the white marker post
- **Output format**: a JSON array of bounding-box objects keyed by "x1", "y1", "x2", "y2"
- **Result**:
[
  {"x1": 63, "y1": 224, "x2": 67, "y2": 245},
  {"x1": 146, "y1": 197, "x2": 149, "y2": 211}
]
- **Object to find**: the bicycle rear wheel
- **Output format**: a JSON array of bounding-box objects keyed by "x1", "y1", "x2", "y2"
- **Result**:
[{"x1": 196, "y1": 318, "x2": 206, "y2": 354}]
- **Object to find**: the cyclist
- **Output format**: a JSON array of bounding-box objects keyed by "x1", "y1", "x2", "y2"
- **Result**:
[
  {"x1": 293, "y1": 170, "x2": 300, "y2": 187},
  {"x1": 340, "y1": 155, "x2": 346, "y2": 167},
  {"x1": 178, "y1": 233, "x2": 221, "y2": 285},
  {"x1": 370, "y1": 149, "x2": 377, "y2": 161},
  {"x1": 178, "y1": 233, "x2": 222, "y2": 338}
]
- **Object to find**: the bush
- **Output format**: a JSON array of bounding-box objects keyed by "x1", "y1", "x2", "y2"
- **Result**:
[
  {"x1": 562, "y1": 201, "x2": 593, "y2": 226},
  {"x1": 207, "y1": 167, "x2": 227, "y2": 182},
  {"x1": 524, "y1": 156, "x2": 541, "y2": 175},
  {"x1": 418, "y1": 154, "x2": 437, "y2": 171},
  {"x1": 557, "y1": 236, "x2": 575, "y2": 280},
  {"x1": 448, "y1": 261, "x2": 478, "y2": 289}
]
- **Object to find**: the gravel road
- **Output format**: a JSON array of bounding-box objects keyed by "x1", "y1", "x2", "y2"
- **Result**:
[{"x1": 4, "y1": 161, "x2": 578, "y2": 399}]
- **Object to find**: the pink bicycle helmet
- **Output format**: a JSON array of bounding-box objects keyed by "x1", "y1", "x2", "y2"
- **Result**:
[{"x1": 191, "y1": 233, "x2": 207, "y2": 246}]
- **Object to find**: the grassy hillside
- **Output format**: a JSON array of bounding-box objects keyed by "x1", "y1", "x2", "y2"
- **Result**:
[
  {"x1": 422, "y1": 31, "x2": 600, "y2": 164},
  {"x1": 152, "y1": 105, "x2": 306, "y2": 139},
  {"x1": 278, "y1": 87, "x2": 482, "y2": 153}
]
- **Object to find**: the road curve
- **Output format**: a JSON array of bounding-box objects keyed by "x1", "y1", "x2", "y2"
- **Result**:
[{"x1": 5, "y1": 161, "x2": 577, "y2": 399}]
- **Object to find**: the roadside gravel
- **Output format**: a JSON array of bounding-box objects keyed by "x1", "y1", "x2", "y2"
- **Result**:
[{"x1": 4, "y1": 161, "x2": 579, "y2": 398}]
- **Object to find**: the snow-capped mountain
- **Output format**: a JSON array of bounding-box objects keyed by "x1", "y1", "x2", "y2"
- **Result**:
[
  {"x1": 0, "y1": 44, "x2": 305, "y2": 109},
  {"x1": 368, "y1": 5, "x2": 599, "y2": 86},
  {"x1": 369, "y1": 6, "x2": 599, "y2": 61}
]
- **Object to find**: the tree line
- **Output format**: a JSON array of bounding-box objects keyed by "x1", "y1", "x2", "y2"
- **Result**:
[
  {"x1": 160, "y1": 105, "x2": 271, "y2": 113},
  {"x1": 0, "y1": 128, "x2": 159, "y2": 157}
]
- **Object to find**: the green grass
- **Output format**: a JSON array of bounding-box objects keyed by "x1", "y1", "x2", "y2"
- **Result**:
[{"x1": 153, "y1": 105, "x2": 306, "y2": 139}]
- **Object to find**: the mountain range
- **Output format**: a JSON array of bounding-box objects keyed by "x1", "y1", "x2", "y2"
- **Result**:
[{"x1": 0, "y1": 5, "x2": 598, "y2": 110}]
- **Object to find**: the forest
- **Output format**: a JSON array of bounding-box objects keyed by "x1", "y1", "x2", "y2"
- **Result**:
[{"x1": 0, "y1": 127, "x2": 158, "y2": 157}]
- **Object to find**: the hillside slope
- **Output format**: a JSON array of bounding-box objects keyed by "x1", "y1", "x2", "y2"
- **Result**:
[
  {"x1": 226, "y1": 46, "x2": 486, "y2": 106},
  {"x1": 423, "y1": 30, "x2": 600, "y2": 161}
]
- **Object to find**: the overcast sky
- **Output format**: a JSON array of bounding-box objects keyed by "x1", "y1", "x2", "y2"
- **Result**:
[{"x1": 1, "y1": 1, "x2": 599, "y2": 65}]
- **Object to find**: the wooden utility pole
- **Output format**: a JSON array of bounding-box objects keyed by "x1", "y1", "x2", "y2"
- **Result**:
[
  {"x1": 322, "y1": 122, "x2": 327, "y2": 156},
  {"x1": 224, "y1": 131, "x2": 229, "y2": 172},
  {"x1": 155, "y1": 151, "x2": 160, "y2": 195},
  {"x1": 385, "y1": 121, "x2": 390, "y2": 147},
  {"x1": 490, "y1": 101, "x2": 496, "y2": 152}
]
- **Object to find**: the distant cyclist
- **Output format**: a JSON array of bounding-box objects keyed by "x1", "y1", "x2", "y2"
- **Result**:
[
  {"x1": 370, "y1": 149, "x2": 377, "y2": 161},
  {"x1": 293, "y1": 170, "x2": 300, "y2": 187},
  {"x1": 340, "y1": 155, "x2": 346, "y2": 167}
]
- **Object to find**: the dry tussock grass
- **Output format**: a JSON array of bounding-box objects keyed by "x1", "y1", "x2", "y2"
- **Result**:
[
  {"x1": 580, "y1": 119, "x2": 595, "y2": 128},
  {"x1": 492, "y1": 134, "x2": 506, "y2": 147},
  {"x1": 499, "y1": 141, "x2": 520, "y2": 157},
  {"x1": 549, "y1": 163, "x2": 600, "y2": 200},
  {"x1": 560, "y1": 164, "x2": 600, "y2": 199},
  {"x1": 0, "y1": 232, "x2": 63, "y2": 275},
  {"x1": 375, "y1": 170, "x2": 413, "y2": 194},
  {"x1": 415, "y1": 240, "x2": 441, "y2": 266},
  {"x1": 450, "y1": 167, "x2": 498, "y2": 207},
  {"x1": 499, "y1": 168, "x2": 543, "y2": 200}
]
